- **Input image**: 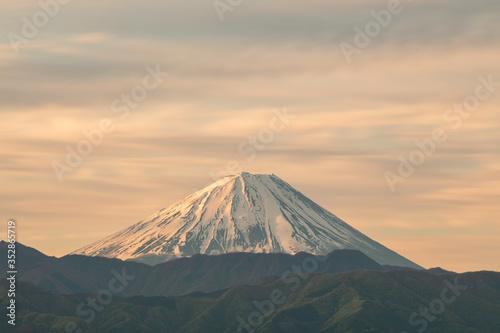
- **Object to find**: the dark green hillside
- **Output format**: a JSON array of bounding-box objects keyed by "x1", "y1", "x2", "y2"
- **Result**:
[{"x1": 2, "y1": 270, "x2": 499, "y2": 333}]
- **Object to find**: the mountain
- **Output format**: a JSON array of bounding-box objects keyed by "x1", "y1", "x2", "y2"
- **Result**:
[
  {"x1": 3, "y1": 270, "x2": 499, "y2": 333},
  {"x1": 71, "y1": 172, "x2": 421, "y2": 269},
  {"x1": 0, "y1": 240, "x2": 51, "y2": 269},
  {"x1": 2, "y1": 242, "x2": 390, "y2": 297}
]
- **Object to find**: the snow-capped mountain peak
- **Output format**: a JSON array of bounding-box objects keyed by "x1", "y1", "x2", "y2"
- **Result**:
[{"x1": 71, "y1": 172, "x2": 421, "y2": 269}]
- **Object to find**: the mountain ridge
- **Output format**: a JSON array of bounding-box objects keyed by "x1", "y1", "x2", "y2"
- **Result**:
[{"x1": 2, "y1": 241, "x2": 397, "y2": 297}]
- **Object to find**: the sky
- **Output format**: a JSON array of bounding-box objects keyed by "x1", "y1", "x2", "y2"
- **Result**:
[{"x1": 1, "y1": 0, "x2": 499, "y2": 272}]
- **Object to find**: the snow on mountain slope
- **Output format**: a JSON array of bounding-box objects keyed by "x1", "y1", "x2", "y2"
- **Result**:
[{"x1": 71, "y1": 172, "x2": 422, "y2": 269}]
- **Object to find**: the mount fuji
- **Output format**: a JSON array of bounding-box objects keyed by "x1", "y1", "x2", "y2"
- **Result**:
[{"x1": 71, "y1": 172, "x2": 421, "y2": 269}]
